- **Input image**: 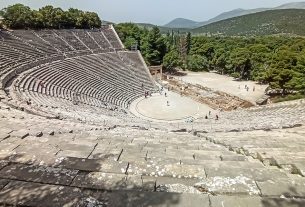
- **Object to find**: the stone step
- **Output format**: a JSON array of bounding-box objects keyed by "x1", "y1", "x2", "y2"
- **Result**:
[
  {"x1": 146, "y1": 176, "x2": 201, "y2": 194},
  {"x1": 211, "y1": 196, "x2": 261, "y2": 207},
  {"x1": 180, "y1": 159, "x2": 264, "y2": 168},
  {"x1": 9, "y1": 129, "x2": 29, "y2": 139},
  {"x1": 257, "y1": 179, "x2": 305, "y2": 198},
  {"x1": 210, "y1": 195, "x2": 305, "y2": 207},
  {"x1": 0, "y1": 180, "x2": 210, "y2": 207},
  {"x1": 71, "y1": 172, "x2": 150, "y2": 191},
  {"x1": 258, "y1": 152, "x2": 305, "y2": 161},
  {"x1": 220, "y1": 155, "x2": 248, "y2": 161},
  {"x1": 0, "y1": 140, "x2": 22, "y2": 159},
  {"x1": 89, "y1": 147, "x2": 123, "y2": 160},
  {"x1": 0, "y1": 179, "x2": 9, "y2": 191},
  {"x1": 293, "y1": 162, "x2": 305, "y2": 176},
  {"x1": 0, "y1": 133, "x2": 10, "y2": 142},
  {"x1": 127, "y1": 159, "x2": 206, "y2": 179},
  {"x1": 194, "y1": 176, "x2": 260, "y2": 196},
  {"x1": 0, "y1": 163, "x2": 78, "y2": 186},
  {"x1": 0, "y1": 180, "x2": 103, "y2": 207},
  {"x1": 54, "y1": 157, "x2": 128, "y2": 174},
  {"x1": 205, "y1": 166, "x2": 289, "y2": 182}
]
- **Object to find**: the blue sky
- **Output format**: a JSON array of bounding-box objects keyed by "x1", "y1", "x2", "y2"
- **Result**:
[{"x1": 0, "y1": 0, "x2": 302, "y2": 25}]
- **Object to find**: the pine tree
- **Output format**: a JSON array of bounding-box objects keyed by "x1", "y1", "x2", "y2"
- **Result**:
[
  {"x1": 140, "y1": 26, "x2": 166, "y2": 65},
  {"x1": 186, "y1": 32, "x2": 192, "y2": 55}
]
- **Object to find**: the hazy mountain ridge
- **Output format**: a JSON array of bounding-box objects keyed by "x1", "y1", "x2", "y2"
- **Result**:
[
  {"x1": 191, "y1": 9, "x2": 305, "y2": 36},
  {"x1": 164, "y1": 2, "x2": 305, "y2": 28},
  {"x1": 136, "y1": 23, "x2": 189, "y2": 33}
]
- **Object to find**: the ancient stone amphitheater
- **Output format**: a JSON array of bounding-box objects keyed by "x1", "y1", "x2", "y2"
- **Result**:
[{"x1": 0, "y1": 26, "x2": 305, "y2": 206}]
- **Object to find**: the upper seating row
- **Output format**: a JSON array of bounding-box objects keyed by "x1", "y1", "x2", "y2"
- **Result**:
[{"x1": 0, "y1": 25, "x2": 124, "y2": 75}]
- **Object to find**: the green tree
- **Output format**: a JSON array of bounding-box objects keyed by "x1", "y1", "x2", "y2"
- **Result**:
[
  {"x1": 187, "y1": 55, "x2": 208, "y2": 72},
  {"x1": 65, "y1": 8, "x2": 82, "y2": 28},
  {"x1": 76, "y1": 11, "x2": 101, "y2": 29},
  {"x1": 178, "y1": 36, "x2": 188, "y2": 67},
  {"x1": 163, "y1": 49, "x2": 183, "y2": 70},
  {"x1": 229, "y1": 48, "x2": 252, "y2": 79},
  {"x1": 115, "y1": 23, "x2": 143, "y2": 48},
  {"x1": 141, "y1": 26, "x2": 166, "y2": 65},
  {"x1": 85, "y1": 12, "x2": 101, "y2": 28},
  {"x1": 124, "y1": 37, "x2": 138, "y2": 50},
  {"x1": 31, "y1": 10, "x2": 44, "y2": 29},
  {"x1": 231, "y1": 72, "x2": 241, "y2": 79},
  {"x1": 269, "y1": 69, "x2": 295, "y2": 94},
  {"x1": 39, "y1": 6, "x2": 65, "y2": 29},
  {"x1": 1, "y1": 4, "x2": 32, "y2": 29},
  {"x1": 186, "y1": 32, "x2": 192, "y2": 55}
]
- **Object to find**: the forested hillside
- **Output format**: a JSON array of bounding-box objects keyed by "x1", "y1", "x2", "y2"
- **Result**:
[{"x1": 192, "y1": 9, "x2": 305, "y2": 36}]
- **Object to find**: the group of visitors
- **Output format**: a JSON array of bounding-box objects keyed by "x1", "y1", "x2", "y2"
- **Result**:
[
  {"x1": 239, "y1": 84, "x2": 255, "y2": 92},
  {"x1": 26, "y1": 98, "x2": 32, "y2": 105},
  {"x1": 144, "y1": 91, "x2": 152, "y2": 98},
  {"x1": 205, "y1": 110, "x2": 219, "y2": 120},
  {"x1": 142, "y1": 83, "x2": 153, "y2": 98},
  {"x1": 37, "y1": 79, "x2": 46, "y2": 88}
]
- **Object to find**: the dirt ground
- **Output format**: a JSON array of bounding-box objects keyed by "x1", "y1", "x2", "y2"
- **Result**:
[
  {"x1": 172, "y1": 71, "x2": 268, "y2": 104},
  {"x1": 130, "y1": 89, "x2": 214, "y2": 122}
]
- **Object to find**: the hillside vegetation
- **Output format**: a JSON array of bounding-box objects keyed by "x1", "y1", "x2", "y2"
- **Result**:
[{"x1": 192, "y1": 9, "x2": 305, "y2": 36}]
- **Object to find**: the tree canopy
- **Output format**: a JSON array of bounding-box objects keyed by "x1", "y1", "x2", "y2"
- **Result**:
[
  {"x1": 115, "y1": 24, "x2": 167, "y2": 66},
  {"x1": 1, "y1": 4, "x2": 101, "y2": 29}
]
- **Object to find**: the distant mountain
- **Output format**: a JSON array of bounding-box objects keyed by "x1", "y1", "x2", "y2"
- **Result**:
[
  {"x1": 163, "y1": 2, "x2": 305, "y2": 29},
  {"x1": 191, "y1": 9, "x2": 305, "y2": 36},
  {"x1": 136, "y1": 23, "x2": 190, "y2": 33},
  {"x1": 275, "y1": 1, "x2": 305, "y2": 9},
  {"x1": 101, "y1": 20, "x2": 113, "y2": 25},
  {"x1": 203, "y1": 8, "x2": 267, "y2": 25},
  {"x1": 163, "y1": 18, "x2": 199, "y2": 29}
]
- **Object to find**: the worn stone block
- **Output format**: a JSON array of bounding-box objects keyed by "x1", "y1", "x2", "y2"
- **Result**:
[
  {"x1": 107, "y1": 191, "x2": 210, "y2": 207},
  {"x1": 10, "y1": 130, "x2": 29, "y2": 139},
  {"x1": 257, "y1": 180, "x2": 305, "y2": 197},
  {"x1": 71, "y1": 172, "x2": 128, "y2": 190},
  {"x1": 0, "y1": 164, "x2": 78, "y2": 185},
  {"x1": 0, "y1": 181, "x2": 99, "y2": 207}
]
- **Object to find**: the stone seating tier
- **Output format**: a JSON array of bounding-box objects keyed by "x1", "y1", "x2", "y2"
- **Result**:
[
  {"x1": 0, "y1": 103, "x2": 304, "y2": 206},
  {"x1": 0, "y1": 27, "x2": 155, "y2": 117}
]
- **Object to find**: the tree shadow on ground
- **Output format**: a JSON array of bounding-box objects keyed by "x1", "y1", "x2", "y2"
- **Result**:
[
  {"x1": 0, "y1": 153, "x2": 181, "y2": 207},
  {"x1": 261, "y1": 187, "x2": 305, "y2": 207},
  {"x1": 164, "y1": 68, "x2": 187, "y2": 77}
]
